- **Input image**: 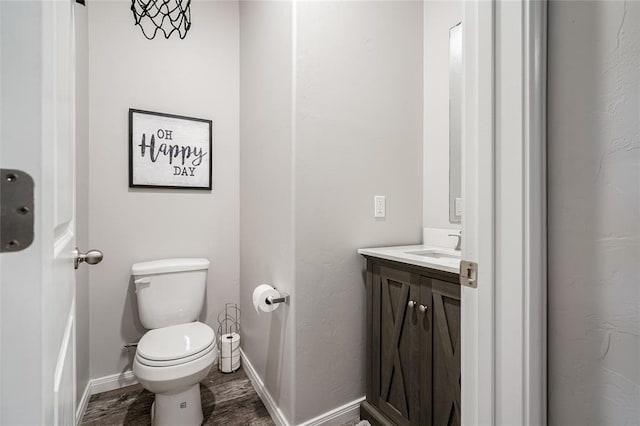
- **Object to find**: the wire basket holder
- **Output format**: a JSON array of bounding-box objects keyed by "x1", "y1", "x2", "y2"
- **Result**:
[
  {"x1": 216, "y1": 303, "x2": 240, "y2": 345},
  {"x1": 216, "y1": 303, "x2": 241, "y2": 373},
  {"x1": 131, "y1": 0, "x2": 192, "y2": 40}
]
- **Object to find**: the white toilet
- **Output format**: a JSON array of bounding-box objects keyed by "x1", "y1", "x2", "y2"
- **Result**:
[{"x1": 131, "y1": 258, "x2": 216, "y2": 426}]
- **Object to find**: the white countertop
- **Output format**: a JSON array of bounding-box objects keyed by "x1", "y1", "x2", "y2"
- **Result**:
[{"x1": 357, "y1": 244, "x2": 461, "y2": 274}]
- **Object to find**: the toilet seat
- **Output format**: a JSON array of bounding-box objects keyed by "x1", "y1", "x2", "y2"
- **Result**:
[
  {"x1": 136, "y1": 341, "x2": 215, "y2": 367},
  {"x1": 133, "y1": 344, "x2": 216, "y2": 400},
  {"x1": 136, "y1": 322, "x2": 215, "y2": 367}
]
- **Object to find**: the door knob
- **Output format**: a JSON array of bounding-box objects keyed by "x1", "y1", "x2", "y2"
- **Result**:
[
  {"x1": 419, "y1": 304, "x2": 428, "y2": 313},
  {"x1": 74, "y1": 248, "x2": 103, "y2": 270},
  {"x1": 408, "y1": 300, "x2": 416, "y2": 308}
]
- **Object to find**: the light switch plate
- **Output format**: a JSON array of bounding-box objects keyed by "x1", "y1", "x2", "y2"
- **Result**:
[
  {"x1": 455, "y1": 198, "x2": 463, "y2": 216},
  {"x1": 374, "y1": 195, "x2": 386, "y2": 218}
]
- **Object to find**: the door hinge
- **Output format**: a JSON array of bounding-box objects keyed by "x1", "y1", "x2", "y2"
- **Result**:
[
  {"x1": 459, "y1": 260, "x2": 478, "y2": 288},
  {"x1": 1, "y1": 169, "x2": 35, "y2": 253}
]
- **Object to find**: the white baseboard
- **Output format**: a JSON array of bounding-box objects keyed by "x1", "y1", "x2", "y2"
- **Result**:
[
  {"x1": 75, "y1": 383, "x2": 91, "y2": 426},
  {"x1": 240, "y1": 349, "x2": 290, "y2": 426},
  {"x1": 240, "y1": 349, "x2": 364, "y2": 426},
  {"x1": 298, "y1": 396, "x2": 364, "y2": 426},
  {"x1": 89, "y1": 370, "x2": 138, "y2": 395},
  {"x1": 74, "y1": 371, "x2": 138, "y2": 424}
]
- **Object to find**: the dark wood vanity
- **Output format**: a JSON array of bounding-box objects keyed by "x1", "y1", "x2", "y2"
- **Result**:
[{"x1": 360, "y1": 256, "x2": 461, "y2": 426}]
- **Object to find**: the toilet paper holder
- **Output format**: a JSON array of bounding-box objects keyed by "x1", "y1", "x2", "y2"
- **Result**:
[{"x1": 265, "y1": 292, "x2": 289, "y2": 305}]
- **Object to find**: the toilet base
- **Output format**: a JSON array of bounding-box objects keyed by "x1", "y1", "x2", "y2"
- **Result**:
[{"x1": 151, "y1": 384, "x2": 203, "y2": 426}]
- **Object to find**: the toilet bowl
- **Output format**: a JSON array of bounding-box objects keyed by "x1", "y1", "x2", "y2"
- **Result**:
[
  {"x1": 133, "y1": 322, "x2": 216, "y2": 426},
  {"x1": 131, "y1": 258, "x2": 214, "y2": 426}
]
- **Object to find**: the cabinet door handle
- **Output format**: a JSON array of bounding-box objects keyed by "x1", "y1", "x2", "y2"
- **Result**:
[
  {"x1": 419, "y1": 304, "x2": 428, "y2": 313},
  {"x1": 408, "y1": 300, "x2": 416, "y2": 308}
]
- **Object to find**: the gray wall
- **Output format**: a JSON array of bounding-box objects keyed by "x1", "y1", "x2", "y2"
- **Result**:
[
  {"x1": 240, "y1": 1, "x2": 423, "y2": 423},
  {"x1": 74, "y1": 1, "x2": 90, "y2": 403},
  {"x1": 423, "y1": 0, "x2": 461, "y2": 230},
  {"x1": 548, "y1": 1, "x2": 640, "y2": 424},
  {"x1": 239, "y1": 1, "x2": 297, "y2": 421},
  {"x1": 87, "y1": 0, "x2": 240, "y2": 380},
  {"x1": 294, "y1": 1, "x2": 423, "y2": 422}
]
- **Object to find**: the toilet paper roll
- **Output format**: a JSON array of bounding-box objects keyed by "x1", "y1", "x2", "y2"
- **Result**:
[
  {"x1": 219, "y1": 332, "x2": 241, "y2": 373},
  {"x1": 252, "y1": 284, "x2": 281, "y2": 313}
]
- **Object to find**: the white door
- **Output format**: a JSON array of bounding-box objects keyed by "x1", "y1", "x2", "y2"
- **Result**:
[{"x1": 1, "y1": 1, "x2": 82, "y2": 424}]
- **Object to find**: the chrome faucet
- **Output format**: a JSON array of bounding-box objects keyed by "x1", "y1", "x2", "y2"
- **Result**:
[{"x1": 448, "y1": 231, "x2": 462, "y2": 251}]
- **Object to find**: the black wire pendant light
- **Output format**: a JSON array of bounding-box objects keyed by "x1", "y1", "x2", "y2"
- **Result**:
[{"x1": 131, "y1": 0, "x2": 191, "y2": 40}]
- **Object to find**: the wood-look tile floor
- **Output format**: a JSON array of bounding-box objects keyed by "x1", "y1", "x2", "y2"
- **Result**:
[
  {"x1": 81, "y1": 365, "x2": 365, "y2": 425},
  {"x1": 81, "y1": 366, "x2": 274, "y2": 425}
]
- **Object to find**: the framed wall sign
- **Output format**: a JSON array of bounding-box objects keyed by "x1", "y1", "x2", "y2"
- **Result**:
[{"x1": 129, "y1": 109, "x2": 213, "y2": 190}]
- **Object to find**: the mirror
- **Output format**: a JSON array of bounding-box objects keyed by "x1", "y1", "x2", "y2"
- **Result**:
[{"x1": 449, "y1": 22, "x2": 462, "y2": 223}]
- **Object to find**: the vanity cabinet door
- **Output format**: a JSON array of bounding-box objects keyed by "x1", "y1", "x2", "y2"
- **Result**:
[
  {"x1": 422, "y1": 278, "x2": 461, "y2": 426},
  {"x1": 370, "y1": 264, "x2": 422, "y2": 426},
  {"x1": 418, "y1": 276, "x2": 434, "y2": 425}
]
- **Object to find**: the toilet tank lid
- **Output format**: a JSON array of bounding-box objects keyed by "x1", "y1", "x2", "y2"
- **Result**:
[{"x1": 131, "y1": 258, "x2": 210, "y2": 276}]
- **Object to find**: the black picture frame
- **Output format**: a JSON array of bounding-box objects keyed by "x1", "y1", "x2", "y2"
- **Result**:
[{"x1": 128, "y1": 109, "x2": 213, "y2": 190}]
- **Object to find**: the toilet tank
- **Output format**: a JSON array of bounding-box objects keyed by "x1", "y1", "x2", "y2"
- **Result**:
[{"x1": 132, "y1": 258, "x2": 210, "y2": 329}]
